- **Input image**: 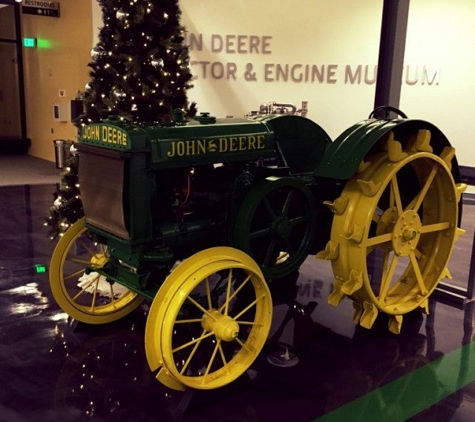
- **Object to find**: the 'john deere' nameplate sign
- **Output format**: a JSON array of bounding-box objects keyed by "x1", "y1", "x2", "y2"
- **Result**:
[
  {"x1": 81, "y1": 124, "x2": 130, "y2": 149},
  {"x1": 22, "y1": 1, "x2": 60, "y2": 18}
]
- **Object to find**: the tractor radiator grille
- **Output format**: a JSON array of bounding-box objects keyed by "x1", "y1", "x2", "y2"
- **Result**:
[{"x1": 78, "y1": 144, "x2": 130, "y2": 240}]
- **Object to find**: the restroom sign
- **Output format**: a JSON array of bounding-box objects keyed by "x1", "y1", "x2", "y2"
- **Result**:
[{"x1": 22, "y1": 1, "x2": 60, "y2": 18}]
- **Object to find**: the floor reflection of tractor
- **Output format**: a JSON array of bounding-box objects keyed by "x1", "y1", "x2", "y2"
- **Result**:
[{"x1": 49, "y1": 106, "x2": 466, "y2": 391}]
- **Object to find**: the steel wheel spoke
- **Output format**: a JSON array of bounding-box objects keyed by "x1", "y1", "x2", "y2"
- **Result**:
[
  {"x1": 234, "y1": 336, "x2": 251, "y2": 353},
  {"x1": 186, "y1": 296, "x2": 218, "y2": 320},
  {"x1": 72, "y1": 273, "x2": 99, "y2": 300},
  {"x1": 70, "y1": 258, "x2": 93, "y2": 265},
  {"x1": 409, "y1": 252, "x2": 428, "y2": 294},
  {"x1": 420, "y1": 221, "x2": 451, "y2": 234},
  {"x1": 218, "y1": 342, "x2": 230, "y2": 373},
  {"x1": 289, "y1": 215, "x2": 307, "y2": 227},
  {"x1": 100, "y1": 244, "x2": 107, "y2": 255},
  {"x1": 366, "y1": 233, "x2": 393, "y2": 248},
  {"x1": 233, "y1": 293, "x2": 265, "y2": 320},
  {"x1": 89, "y1": 277, "x2": 100, "y2": 311},
  {"x1": 410, "y1": 163, "x2": 438, "y2": 212},
  {"x1": 202, "y1": 340, "x2": 221, "y2": 382},
  {"x1": 249, "y1": 226, "x2": 271, "y2": 239},
  {"x1": 109, "y1": 283, "x2": 116, "y2": 308},
  {"x1": 235, "y1": 320, "x2": 263, "y2": 326},
  {"x1": 281, "y1": 190, "x2": 294, "y2": 216},
  {"x1": 77, "y1": 238, "x2": 97, "y2": 257},
  {"x1": 64, "y1": 268, "x2": 87, "y2": 282},
  {"x1": 222, "y1": 270, "x2": 233, "y2": 315},
  {"x1": 172, "y1": 331, "x2": 215, "y2": 354},
  {"x1": 205, "y1": 277, "x2": 212, "y2": 310},
  {"x1": 263, "y1": 197, "x2": 278, "y2": 220},
  {"x1": 391, "y1": 175, "x2": 404, "y2": 215},
  {"x1": 378, "y1": 253, "x2": 398, "y2": 301},
  {"x1": 175, "y1": 318, "x2": 204, "y2": 324},
  {"x1": 263, "y1": 238, "x2": 278, "y2": 266},
  {"x1": 218, "y1": 274, "x2": 251, "y2": 313},
  {"x1": 179, "y1": 329, "x2": 207, "y2": 375}
]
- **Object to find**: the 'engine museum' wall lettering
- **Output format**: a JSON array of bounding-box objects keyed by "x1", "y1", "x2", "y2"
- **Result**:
[{"x1": 184, "y1": 32, "x2": 440, "y2": 87}]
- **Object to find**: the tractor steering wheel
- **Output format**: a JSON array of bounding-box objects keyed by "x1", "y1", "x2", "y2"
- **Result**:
[{"x1": 368, "y1": 106, "x2": 408, "y2": 119}]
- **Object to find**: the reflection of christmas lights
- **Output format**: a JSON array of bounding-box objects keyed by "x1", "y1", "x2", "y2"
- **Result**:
[
  {"x1": 4, "y1": 283, "x2": 49, "y2": 315},
  {"x1": 50, "y1": 313, "x2": 69, "y2": 323},
  {"x1": 53, "y1": 329, "x2": 176, "y2": 419}
]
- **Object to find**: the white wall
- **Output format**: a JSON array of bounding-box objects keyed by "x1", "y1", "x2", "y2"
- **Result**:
[
  {"x1": 180, "y1": 0, "x2": 382, "y2": 139},
  {"x1": 91, "y1": 0, "x2": 101, "y2": 47},
  {"x1": 90, "y1": 0, "x2": 475, "y2": 167},
  {"x1": 400, "y1": 0, "x2": 475, "y2": 167}
]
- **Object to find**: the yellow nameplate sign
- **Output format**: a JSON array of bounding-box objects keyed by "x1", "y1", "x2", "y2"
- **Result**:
[
  {"x1": 166, "y1": 135, "x2": 266, "y2": 158},
  {"x1": 82, "y1": 125, "x2": 128, "y2": 147}
]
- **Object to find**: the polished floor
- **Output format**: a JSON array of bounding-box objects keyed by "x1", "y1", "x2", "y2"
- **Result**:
[{"x1": 1, "y1": 183, "x2": 475, "y2": 422}]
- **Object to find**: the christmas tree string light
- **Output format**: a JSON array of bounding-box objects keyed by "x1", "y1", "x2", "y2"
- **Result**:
[{"x1": 45, "y1": 146, "x2": 83, "y2": 240}]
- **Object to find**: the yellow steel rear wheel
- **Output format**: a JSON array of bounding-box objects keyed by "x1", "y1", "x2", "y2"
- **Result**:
[
  {"x1": 318, "y1": 130, "x2": 466, "y2": 333},
  {"x1": 145, "y1": 247, "x2": 272, "y2": 391},
  {"x1": 49, "y1": 218, "x2": 142, "y2": 324}
]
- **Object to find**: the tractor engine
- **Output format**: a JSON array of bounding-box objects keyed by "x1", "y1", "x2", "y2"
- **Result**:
[{"x1": 151, "y1": 162, "x2": 252, "y2": 255}]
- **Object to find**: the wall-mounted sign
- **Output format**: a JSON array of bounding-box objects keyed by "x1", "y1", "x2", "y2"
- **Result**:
[
  {"x1": 185, "y1": 32, "x2": 441, "y2": 87},
  {"x1": 23, "y1": 37, "x2": 37, "y2": 48},
  {"x1": 22, "y1": 1, "x2": 60, "y2": 18}
]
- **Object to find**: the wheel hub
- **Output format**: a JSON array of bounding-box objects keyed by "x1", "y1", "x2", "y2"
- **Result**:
[
  {"x1": 90, "y1": 253, "x2": 108, "y2": 268},
  {"x1": 273, "y1": 217, "x2": 292, "y2": 238},
  {"x1": 201, "y1": 309, "x2": 240, "y2": 342},
  {"x1": 392, "y1": 210, "x2": 421, "y2": 256}
]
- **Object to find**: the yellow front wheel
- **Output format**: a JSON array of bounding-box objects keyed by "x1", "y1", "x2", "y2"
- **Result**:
[
  {"x1": 145, "y1": 247, "x2": 272, "y2": 391},
  {"x1": 49, "y1": 218, "x2": 142, "y2": 324}
]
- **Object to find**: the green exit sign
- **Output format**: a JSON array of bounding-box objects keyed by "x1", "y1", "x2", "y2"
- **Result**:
[{"x1": 23, "y1": 37, "x2": 37, "y2": 48}]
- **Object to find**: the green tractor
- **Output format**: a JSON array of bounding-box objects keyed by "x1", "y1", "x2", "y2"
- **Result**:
[{"x1": 49, "y1": 108, "x2": 466, "y2": 391}]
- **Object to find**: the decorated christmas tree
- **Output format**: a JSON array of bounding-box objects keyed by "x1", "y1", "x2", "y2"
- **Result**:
[
  {"x1": 80, "y1": 0, "x2": 196, "y2": 124},
  {"x1": 45, "y1": 0, "x2": 196, "y2": 239},
  {"x1": 45, "y1": 145, "x2": 83, "y2": 241}
]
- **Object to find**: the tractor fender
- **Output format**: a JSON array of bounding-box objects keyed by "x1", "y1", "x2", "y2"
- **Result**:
[
  {"x1": 256, "y1": 114, "x2": 332, "y2": 174},
  {"x1": 313, "y1": 118, "x2": 462, "y2": 185}
]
